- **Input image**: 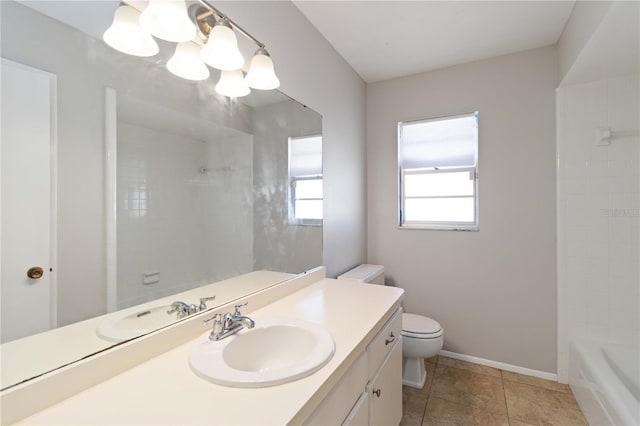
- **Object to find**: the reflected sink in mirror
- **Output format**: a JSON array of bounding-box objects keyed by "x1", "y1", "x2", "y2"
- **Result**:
[
  {"x1": 189, "y1": 317, "x2": 335, "y2": 388},
  {"x1": 96, "y1": 304, "x2": 178, "y2": 342}
]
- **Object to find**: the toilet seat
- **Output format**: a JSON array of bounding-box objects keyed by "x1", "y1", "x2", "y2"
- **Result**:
[{"x1": 402, "y1": 313, "x2": 443, "y2": 339}]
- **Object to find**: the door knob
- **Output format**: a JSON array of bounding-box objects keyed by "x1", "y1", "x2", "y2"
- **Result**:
[{"x1": 27, "y1": 266, "x2": 44, "y2": 279}]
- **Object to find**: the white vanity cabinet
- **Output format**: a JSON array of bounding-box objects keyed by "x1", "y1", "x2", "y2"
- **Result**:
[{"x1": 305, "y1": 308, "x2": 403, "y2": 426}]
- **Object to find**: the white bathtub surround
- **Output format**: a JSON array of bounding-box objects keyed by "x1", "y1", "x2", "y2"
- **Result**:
[
  {"x1": 570, "y1": 340, "x2": 639, "y2": 426},
  {"x1": 116, "y1": 120, "x2": 254, "y2": 309},
  {"x1": 557, "y1": 73, "x2": 640, "y2": 425},
  {"x1": 2, "y1": 270, "x2": 404, "y2": 425}
]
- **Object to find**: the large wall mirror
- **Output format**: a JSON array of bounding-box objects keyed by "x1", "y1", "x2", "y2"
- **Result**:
[{"x1": 0, "y1": 0, "x2": 322, "y2": 390}]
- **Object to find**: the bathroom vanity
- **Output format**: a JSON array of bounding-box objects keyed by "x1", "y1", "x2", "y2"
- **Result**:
[{"x1": 3, "y1": 268, "x2": 404, "y2": 425}]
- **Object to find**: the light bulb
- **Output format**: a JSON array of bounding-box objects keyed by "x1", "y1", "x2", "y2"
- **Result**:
[
  {"x1": 200, "y1": 18, "x2": 244, "y2": 71},
  {"x1": 215, "y1": 70, "x2": 250, "y2": 97},
  {"x1": 245, "y1": 48, "x2": 280, "y2": 90},
  {"x1": 103, "y1": 4, "x2": 159, "y2": 57},
  {"x1": 167, "y1": 42, "x2": 210, "y2": 81},
  {"x1": 139, "y1": 0, "x2": 196, "y2": 43}
]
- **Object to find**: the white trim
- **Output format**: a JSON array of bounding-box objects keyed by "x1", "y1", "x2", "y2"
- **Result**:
[
  {"x1": 105, "y1": 88, "x2": 117, "y2": 313},
  {"x1": 48, "y1": 68, "x2": 58, "y2": 329},
  {"x1": 439, "y1": 350, "x2": 558, "y2": 382}
]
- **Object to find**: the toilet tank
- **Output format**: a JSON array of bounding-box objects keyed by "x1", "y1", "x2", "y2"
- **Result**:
[{"x1": 337, "y1": 264, "x2": 385, "y2": 285}]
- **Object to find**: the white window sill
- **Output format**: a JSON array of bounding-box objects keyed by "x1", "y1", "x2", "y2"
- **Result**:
[{"x1": 399, "y1": 224, "x2": 479, "y2": 232}]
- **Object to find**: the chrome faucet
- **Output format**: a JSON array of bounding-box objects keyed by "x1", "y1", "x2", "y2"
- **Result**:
[
  {"x1": 167, "y1": 301, "x2": 192, "y2": 318},
  {"x1": 206, "y1": 302, "x2": 255, "y2": 341},
  {"x1": 167, "y1": 295, "x2": 216, "y2": 319}
]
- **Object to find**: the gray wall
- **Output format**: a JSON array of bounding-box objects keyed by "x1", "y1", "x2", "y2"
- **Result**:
[
  {"x1": 366, "y1": 46, "x2": 558, "y2": 373},
  {"x1": 217, "y1": 2, "x2": 368, "y2": 278}
]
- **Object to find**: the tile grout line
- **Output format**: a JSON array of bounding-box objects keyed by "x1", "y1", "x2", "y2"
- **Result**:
[
  {"x1": 501, "y1": 371, "x2": 514, "y2": 426},
  {"x1": 420, "y1": 357, "x2": 440, "y2": 425}
]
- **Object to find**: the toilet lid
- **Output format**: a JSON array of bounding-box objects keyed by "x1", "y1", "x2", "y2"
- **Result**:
[{"x1": 402, "y1": 313, "x2": 442, "y2": 335}]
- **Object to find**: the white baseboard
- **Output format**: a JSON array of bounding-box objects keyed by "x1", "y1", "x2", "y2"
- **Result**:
[{"x1": 439, "y1": 350, "x2": 558, "y2": 382}]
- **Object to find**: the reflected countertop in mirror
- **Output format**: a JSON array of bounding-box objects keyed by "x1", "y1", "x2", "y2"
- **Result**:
[{"x1": 1, "y1": 0, "x2": 322, "y2": 390}]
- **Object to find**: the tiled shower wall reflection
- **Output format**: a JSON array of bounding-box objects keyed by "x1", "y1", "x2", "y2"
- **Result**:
[
  {"x1": 117, "y1": 122, "x2": 253, "y2": 309},
  {"x1": 557, "y1": 74, "x2": 639, "y2": 380}
]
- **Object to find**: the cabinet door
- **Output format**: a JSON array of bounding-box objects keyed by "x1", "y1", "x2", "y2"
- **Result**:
[
  {"x1": 368, "y1": 341, "x2": 402, "y2": 426},
  {"x1": 342, "y1": 392, "x2": 369, "y2": 426},
  {"x1": 305, "y1": 352, "x2": 367, "y2": 425}
]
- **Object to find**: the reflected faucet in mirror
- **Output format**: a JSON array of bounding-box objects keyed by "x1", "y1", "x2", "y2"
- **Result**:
[{"x1": 166, "y1": 296, "x2": 216, "y2": 319}]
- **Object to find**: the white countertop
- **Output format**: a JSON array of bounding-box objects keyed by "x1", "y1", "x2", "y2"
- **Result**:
[{"x1": 17, "y1": 279, "x2": 403, "y2": 425}]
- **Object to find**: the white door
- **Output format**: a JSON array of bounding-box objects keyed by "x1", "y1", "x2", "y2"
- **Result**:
[{"x1": 1, "y1": 59, "x2": 57, "y2": 343}]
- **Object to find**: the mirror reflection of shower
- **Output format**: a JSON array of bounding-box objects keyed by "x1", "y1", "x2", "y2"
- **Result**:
[{"x1": 114, "y1": 92, "x2": 254, "y2": 309}]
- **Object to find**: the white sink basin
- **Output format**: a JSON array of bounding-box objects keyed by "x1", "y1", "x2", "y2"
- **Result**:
[
  {"x1": 97, "y1": 304, "x2": 177, "y2": 342},
  {"x1": 189, "y1": 317, "x2": 335, "y2": 388}
]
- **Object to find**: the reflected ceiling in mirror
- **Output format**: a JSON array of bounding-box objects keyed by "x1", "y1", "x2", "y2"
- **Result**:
[{"x1": 0, "y1": 0, "x2": 322, "y2": 390}]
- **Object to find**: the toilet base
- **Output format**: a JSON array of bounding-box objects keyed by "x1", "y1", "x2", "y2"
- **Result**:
[{"x1": 402, "y1": 357, "x2": 426, "y2": 389}]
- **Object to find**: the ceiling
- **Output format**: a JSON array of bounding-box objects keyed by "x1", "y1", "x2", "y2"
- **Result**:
[
  {"x1": 21, "y1": 0, "x2": 577, "y2": 85},
  {"x1": 293, "y1": 1, "x2": 576, "y2": 83}
]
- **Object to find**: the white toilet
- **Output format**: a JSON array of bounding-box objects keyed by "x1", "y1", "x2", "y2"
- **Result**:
[{"x1": 337, "y1": 264, "x2": 444, "y2": 389}]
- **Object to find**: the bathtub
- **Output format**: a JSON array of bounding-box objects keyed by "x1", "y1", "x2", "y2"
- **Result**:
[{"x1": 570, "y1": 339, "x2": 640, "y2": 425}]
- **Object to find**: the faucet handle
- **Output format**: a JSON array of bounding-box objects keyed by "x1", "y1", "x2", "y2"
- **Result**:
[
  {"x1": 204, "y1": 313, "x2": 225, "y2": 340},
  {"x1": 233, "y1": 302, "x2": 248, "y2": 316},
  {"x1": 167, "y1": 302, "x2": 186, "y2": 316},
  {"x1": 198, "y1": 296, "x2": 216, "y2": 311},
  {"x1": 203, "y1": 313, "x2": 221, "y2": 324}
]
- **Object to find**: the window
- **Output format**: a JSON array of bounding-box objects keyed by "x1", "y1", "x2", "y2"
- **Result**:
[
  {"x1": 288, "y1": 135, "x2": 322, "y2": 225},
  {"x1": 398, "y1": 112, "x2": 478, "y2": 230}
]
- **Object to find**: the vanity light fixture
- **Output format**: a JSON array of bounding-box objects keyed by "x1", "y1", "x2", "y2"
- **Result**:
[
  {"x1": 103, "y1": 4, "x2": 159, "y2": 57},
  {"x1": 139, "y1": 0, "x2": 196, "y2": 43},
  {"x1": 102, "y1": 0, "x2": 281, "y2": 96},
  {"x1": 167, "y1": 42, "x2": 210, "y2": 81},
  {"x1": 245, "y1": 48, "x2": 280, "y2": 90},
  {"x1": 215, "y1": 70, "x2": 251, "y2": 98},
  {"x1": 200, "y1": 16, "x2": 245, "y2": 71}
]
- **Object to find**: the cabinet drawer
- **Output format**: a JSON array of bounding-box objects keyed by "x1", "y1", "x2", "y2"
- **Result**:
[
  {"x1": 367, "y1": 308, "x2": 402, "y2": 378},
  {"x1": 305, "y1": 351, "x2": 367, "y2": 426}
]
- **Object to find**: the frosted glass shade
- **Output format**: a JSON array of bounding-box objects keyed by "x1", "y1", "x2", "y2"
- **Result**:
[
  {"x1": 245, "y1": 49, "x2": 280, "y2": 90},
  {"x1": 167, "y1": 42, "x2": 210, "y2": 81},
  {"x1": 215, "y1": 70, "x2": 250, "y2": 97},
  {"x1": 103, "y1": 5, "x2": 159, "y2": 57},
  {"x1": 201, "y1": 21, "x2": 244, "y2": 71},
  {"x1": 139, "y1": 0, "x2": 196, "y2": 43}
]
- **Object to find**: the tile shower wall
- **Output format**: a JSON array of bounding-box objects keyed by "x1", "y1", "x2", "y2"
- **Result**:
[
  {"x1": 557, "y1": 73, "x2": 640, "y2": 380},
  {"x1": 117, "y1": 122, "x2": 253, "y2": 308}
]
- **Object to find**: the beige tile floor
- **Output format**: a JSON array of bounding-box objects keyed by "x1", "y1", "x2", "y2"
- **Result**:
[{"x1": 401, "y1": 355, "x2": 588, "y2": 426}]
